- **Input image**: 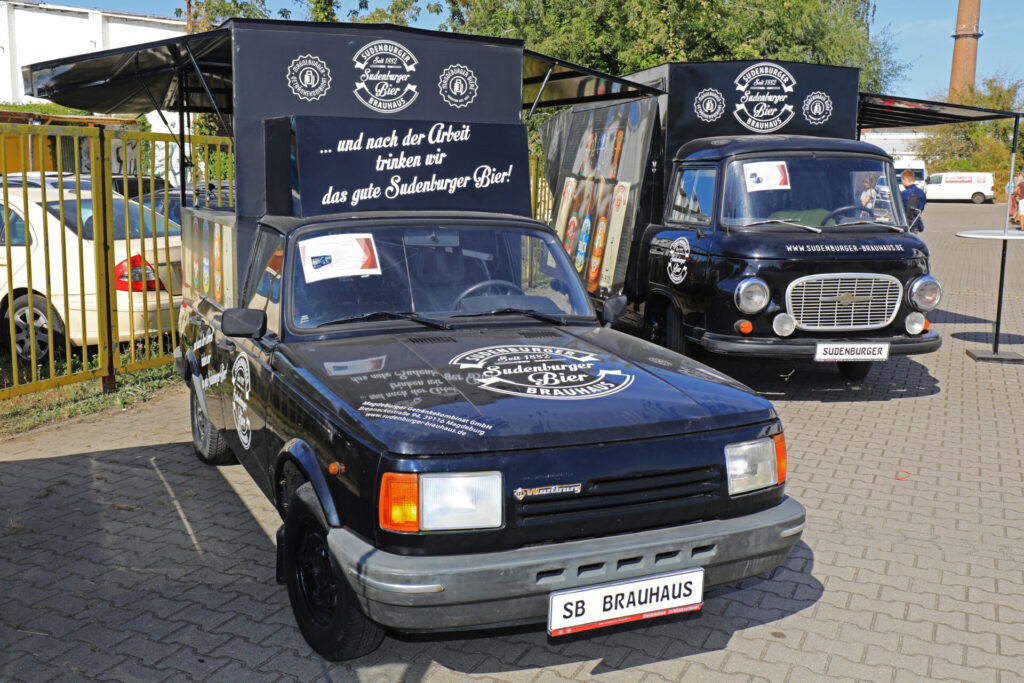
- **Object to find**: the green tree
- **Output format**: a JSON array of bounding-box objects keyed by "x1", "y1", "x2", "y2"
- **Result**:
[
  {"x1": 915, "y1": 75, "x2": 1024, "y2": 202},
  {"x1": 176, "y1": 0, "x2": 270, "y2": 31}
]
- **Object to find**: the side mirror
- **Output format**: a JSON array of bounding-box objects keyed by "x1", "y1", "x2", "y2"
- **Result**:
[
  {"x1": 222, "y1": 308, "x2": 267, "y2": 338},
  {"x1": 601, "y1": 295, "x2": 628, "y2": 327}
]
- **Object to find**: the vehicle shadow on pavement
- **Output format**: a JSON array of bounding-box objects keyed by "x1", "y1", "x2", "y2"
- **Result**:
[
  {"x1": 385, "y1": 540, "x2": 821, "y2": 678},
  {"x1": 696, "y1": 354, "x2": 940, "y2": 402},
  {"x1": 928, "y1": 308, "x2": 991, "y2": 325},
  {"x1": 952, "y1": 331, "x2": 1024, "y2": 346}
]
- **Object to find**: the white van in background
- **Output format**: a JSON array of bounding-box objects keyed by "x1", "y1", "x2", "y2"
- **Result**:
[
  {"x1": 925, "y1": 172, "x2": 995, "y2": 204},
  {"x1": 894, "y1": 159, "x2": 927, "y2": 190}
]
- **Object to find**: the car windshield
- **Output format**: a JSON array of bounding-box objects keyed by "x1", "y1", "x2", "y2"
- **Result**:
[
  {"x1": 722, "y1": 156, "x2": 909, "y2": 230},
  {"x1": 289, "y1": 224, "x2": 593, "y2": 329},
  {"x1": 44, "y1": 198, "x2": 182, "y2": 241}
]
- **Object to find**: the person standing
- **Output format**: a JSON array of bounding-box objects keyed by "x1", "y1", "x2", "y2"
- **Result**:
[
  {"x1": 860, "y1": 175, "x2": 878, "y2": 209},
  {"x1": 900, "y1": 169, "x2": 927, "y2": 232},
  {"x1": 1012, "y1": 169, "x2": 1024, "y2": 228}
]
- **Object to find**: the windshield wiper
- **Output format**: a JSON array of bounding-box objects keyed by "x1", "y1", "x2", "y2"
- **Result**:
[
  {"x1": 834, "y1": 220, "x2": 904, "y2": 232},
  {"x1": 732, "y1": 219, "x2": 822, "y2": 234},
  {"x1": 451, "y1": 308, "x2": 569, "y2": 325},
  {"x1": 316, "y1": 311, "x2": 451, "y2": 330}
]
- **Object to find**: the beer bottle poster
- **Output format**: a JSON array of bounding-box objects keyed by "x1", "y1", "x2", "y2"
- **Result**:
[{"x1": 553, "y1": 177, "x2": 577, "y2": 241}]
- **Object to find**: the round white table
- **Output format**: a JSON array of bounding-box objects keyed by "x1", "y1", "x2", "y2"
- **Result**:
[{"x1": 955, "y1": 229, "x2": 1024, "y2": 362}]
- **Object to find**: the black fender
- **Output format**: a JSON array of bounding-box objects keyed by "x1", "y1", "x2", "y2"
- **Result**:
[{"x1": 275, "y1": 438, "x2": 341, "y2": 528}]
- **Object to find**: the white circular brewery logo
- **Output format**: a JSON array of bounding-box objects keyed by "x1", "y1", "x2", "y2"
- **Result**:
[
  {"x1": 438, "y1": 64, "x2": 478, "y2": 108},
  {"x1": 286, "y1": 55, "x2": 332, "y2": 102},
  {"x1": 693, "y1": 88, "x2": 726, "y2": 123},
  {"x1": 450, "y1": 345, "x2": 634, "y2": 400},
  {"x1": 667, "y1": 237, "x2": 690, "y2": 285},
  {"x1": 733, "y1": 62, "x2": 797, "y2": 133},
  {"x1": 232, "y1": 353, "x2": 252, "y2": 450},
  {"x1": 802, "y1": 91, "x2": 834, "y2": 125},
  {"x1": 353, "y1": 40, "x2": 419, "y2": 113}
]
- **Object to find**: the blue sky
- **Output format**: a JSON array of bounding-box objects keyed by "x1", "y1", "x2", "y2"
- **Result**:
[{"x1": 53, "y1": 0, "x2": 1022, "y2": 101}]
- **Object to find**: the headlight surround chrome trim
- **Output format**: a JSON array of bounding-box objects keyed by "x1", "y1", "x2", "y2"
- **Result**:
[{"x1": 734, "y1": 277, "x2": 770, "y2": 314}]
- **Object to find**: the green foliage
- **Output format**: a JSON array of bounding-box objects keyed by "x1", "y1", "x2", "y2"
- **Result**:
[
  {"x1": 397, "y1": 0, "x2": 903, "y2": 92},
  {"x1": 182, "y1": 0, "x2": 270, "y2": 31},
  {"x1": 0, "y1": 102, "x2": 92, "y2": 117},
  {"x1": 915, "y1": 75, "x2": 1024, "y2": 202}
]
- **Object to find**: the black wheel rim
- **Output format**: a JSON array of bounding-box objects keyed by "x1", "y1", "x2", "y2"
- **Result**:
[
  {"x1": 295, "y1": 519, "x2": 338, "y2": 626},
  {"x1": 13, "y1": 305, "x2": 48, "y2": 360},
  {"x1": 191, "y1": 391, "x2": 206, "y2": 445}
]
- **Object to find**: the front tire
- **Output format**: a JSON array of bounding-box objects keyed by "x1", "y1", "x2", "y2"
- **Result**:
[
  {"x1": 971, "y1": 192, "x2": 985, "y2": 205},
  {"x1": 190, "y1": 383, "x2": 233, "y2": 465},
  {"x1": 284, "y1": 483, "x2": 384, "y2": 661},
  {"x1": 663, "y1": 305, "x2": 690, "y2": 356},
  {"x1": 837, "y1": 361, "x2": 872, "y2": 380}
]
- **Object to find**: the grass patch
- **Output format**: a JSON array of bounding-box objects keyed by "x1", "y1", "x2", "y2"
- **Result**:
[{"x1": 0, "y1": 338, "x2": 181, "y2": 437}]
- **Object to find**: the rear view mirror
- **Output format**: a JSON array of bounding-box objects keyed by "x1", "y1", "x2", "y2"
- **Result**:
[
  {"x1": 403, "y1": 229, "x2": 460, "y2": 247},
  {"x1": 222, "y1": 308, "x2": 267, "y2": 338},
  {"x1": 601, "y1": 295, "x2": 628, "y2": 326}
]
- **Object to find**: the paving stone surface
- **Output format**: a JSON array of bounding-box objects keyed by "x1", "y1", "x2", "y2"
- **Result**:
[{"x1": 2, "y1": 202, "x2": 1024, "y2": 681}]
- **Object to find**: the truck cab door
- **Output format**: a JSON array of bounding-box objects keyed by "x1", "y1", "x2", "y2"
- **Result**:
[
  {"x1": 218, "y1": 230, "x2": 285, "y2": 496},
  {"x1": 648, "y1": 166, "x2": 717, "y2": 318}
]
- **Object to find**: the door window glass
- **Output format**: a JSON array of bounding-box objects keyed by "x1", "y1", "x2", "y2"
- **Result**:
[
  {"x1": 667, "y1": 168, "x2": 716, "y2": 226},
  {"x1": 0, "y1": 205, "x2": 28, "y2": 245},
  {"x1": 245, "y1": 230, "x2": 285, "y2": 337}
]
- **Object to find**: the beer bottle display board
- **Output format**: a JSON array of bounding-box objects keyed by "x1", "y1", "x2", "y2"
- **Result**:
[
  {"x1": 542, "y1": 98, "x2": 657, "y2": 299},
  {"x1": 181, "y1": 207, "x2": 238, "y2": 308}
]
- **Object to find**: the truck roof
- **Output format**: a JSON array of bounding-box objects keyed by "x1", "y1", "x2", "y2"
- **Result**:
[
  {"x1": 672, "y1": 135, "x2": 889, "y2": 163},
  {"x1": 257, "y1": 210, "x2": 549, "y2": 236}
]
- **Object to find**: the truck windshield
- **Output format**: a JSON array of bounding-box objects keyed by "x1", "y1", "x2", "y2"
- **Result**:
[
  {"x1": 289, "y1": 224, "x2": 594, "y2": 329},
  {"x1": 721, "y1": 156, "x2": 909, "y2": 230}
]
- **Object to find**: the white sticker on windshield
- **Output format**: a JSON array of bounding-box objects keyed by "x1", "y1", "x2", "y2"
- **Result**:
[
  {"x1": 299, "y1": 233, "x2": 381, "y2": 283},
  {"x1": 744, "y1": 161, "x2": 791, "y2": 192}
]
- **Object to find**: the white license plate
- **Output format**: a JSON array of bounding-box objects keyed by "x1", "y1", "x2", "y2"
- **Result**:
[
  {"x1": 547, "y1": 568, "x2": 704, "y2": 636},
  {"x1": 814, "y1": 342, "x2": 889, "y2": 362}
]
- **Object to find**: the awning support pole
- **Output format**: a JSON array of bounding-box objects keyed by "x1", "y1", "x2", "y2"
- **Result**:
[
  {"x1": 184, "y1": 39, "x2": 229, "y2": 134},
  {"x1": 526, "y1": 65, "x2": 554, "y2": 122},
  {"x1": 178, "y1": 68, "x2": 187, "y2": 207},
  {"x1": 991, "y1": 114, "x2": 1021, "y2": 354}
]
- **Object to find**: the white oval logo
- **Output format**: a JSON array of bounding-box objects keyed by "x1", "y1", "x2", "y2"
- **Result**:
[
  {"x1": 286, "y1": 55, "x2": 332, "y2": 102},
  {"x1": 232, "y1": 353, "x2": 252, "y2": 450},
  {"x1": 733, "y1": 62, "x2": 797, "y2": 133},
  {"x1": 353, "y1": 40, "x2": 419, "y2": 114}
]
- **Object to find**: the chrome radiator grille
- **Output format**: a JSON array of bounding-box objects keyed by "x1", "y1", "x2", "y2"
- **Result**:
[{"x1": 786, "y1": 274, "x2": 902, "y2": 331}]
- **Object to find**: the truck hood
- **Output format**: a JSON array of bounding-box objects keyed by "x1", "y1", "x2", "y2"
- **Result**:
[
  {"x1": 278, "y1": 325, "x2": 775, "y2": 455},
  {"x1": 712, "y1": 230, "x2": 929, "y2": 261}
]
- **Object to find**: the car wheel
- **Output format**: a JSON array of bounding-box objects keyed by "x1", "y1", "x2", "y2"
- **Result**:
[
  {"x1": 837, "y1": 361, "x2": 872, "y2": 381},
  {"x1": 190, "y1": 383, "x2": 234, "y2": 465},
  {"x1": 664, "y1": 305, "x2": 690, "y2": 356},
  {"x1": 284, "y1": 483, "x2": 385, "y2": 661},
  {"x1": 7, "y1": 294, "x2": 64, "y2": 361},
  {"x1": 971, "y1": 192, "x2": 985, "y2": 205}
]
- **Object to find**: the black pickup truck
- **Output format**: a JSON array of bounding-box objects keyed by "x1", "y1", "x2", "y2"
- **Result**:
[{"x1": 177, "y1": 210, "x2": 804, "y2": 659}]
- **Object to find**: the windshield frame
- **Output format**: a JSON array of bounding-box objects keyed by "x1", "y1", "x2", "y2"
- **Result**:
[
  {"x1": 719, "y1": 151, "x2": 910, "y2": 232},
  {"x1": 281, "y1": 217, "x2": 598, "y2": 339}
]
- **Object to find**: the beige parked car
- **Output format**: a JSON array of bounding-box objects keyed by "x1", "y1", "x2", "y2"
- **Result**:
[{"x1": 0, "y1": 176, "x2": 182, "y2": 360}]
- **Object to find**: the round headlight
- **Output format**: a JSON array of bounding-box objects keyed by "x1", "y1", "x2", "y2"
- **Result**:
[
  {"x1": 735, "y1": 278, "x2": 770, "y2": 314},
  {"x1": 909, "y1": 275, "x2": 942, "y2": 311},
  {"x1": 773, "y1": 313, "x2": 797, "y2": 337},
  {"x1": 905, "y1": 312, "x2": 926, "y2": 335}
]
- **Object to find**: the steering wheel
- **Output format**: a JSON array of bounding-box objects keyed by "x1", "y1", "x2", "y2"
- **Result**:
[
  {"x1": 820, "y1": 205, "x2": 875, "y2": 226},
  {"x1": 452, "y1": 279, "x2": 523, "y2": 308}
]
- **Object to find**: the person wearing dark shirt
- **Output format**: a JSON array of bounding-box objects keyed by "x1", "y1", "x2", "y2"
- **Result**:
[{"x1": 900, "y1": 169, "x2": 926, "y2": 232}]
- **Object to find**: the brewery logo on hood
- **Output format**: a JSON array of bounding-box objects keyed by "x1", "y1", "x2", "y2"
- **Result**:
[
  {"x1": 450, "y1": 345, "x2": 634, "y2": 400},
  {"x1": 667, "y1": 237, "x2": 690, "y2": 285},
  {"x1": 353, "y1": 40, "x2": 419, "y2": 113},
  {"x1": 802, "y1": 91, "x2": 834, "y2": 125},
  {"x1": 693, "y1": 88, "x2": 726, "y2": 123},
  {"x1": 733, "y1": 62, "x2": 796, "y2": 133},
  {"x1": 438, "y1": 64, "x2": 478, "y2": 108},
  {"x1": 287, "y1": 55, "x2": 332, "y2": 102},
  {"x1": 232, "y1": 354, "x2": 252, "y2": 449}
]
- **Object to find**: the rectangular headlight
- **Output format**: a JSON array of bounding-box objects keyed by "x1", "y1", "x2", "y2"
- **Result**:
[
  {"x1": 420, "y1": 472, "x2": 503, "y2": 531},
  {"x1": 725, "y1": 438, "x2": 778, "y2": 495}
]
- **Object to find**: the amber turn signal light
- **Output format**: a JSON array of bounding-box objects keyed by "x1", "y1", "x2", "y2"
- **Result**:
[
  {"x1": 736, "y1": 320, "x2": 754, "y2": 335},
  {"x1": 379, "y1": 472, "x2": 419, "y2": 532},
  {"x1": 772, "y1": 433, "x2": 787, "y2": 484}
]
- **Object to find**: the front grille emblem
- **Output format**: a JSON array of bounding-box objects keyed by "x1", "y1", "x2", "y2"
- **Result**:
[
  {"x1": 514, "y1": 483, "x2": 582, "y2": 500},
  {"x1": 821, "y1": 292, "x2": 873, "y2": 305}
]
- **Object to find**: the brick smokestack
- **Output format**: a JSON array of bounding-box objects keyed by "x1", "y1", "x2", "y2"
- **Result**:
[{"x1": 949, "y1": 0, "x2": 982, "y2": 103}]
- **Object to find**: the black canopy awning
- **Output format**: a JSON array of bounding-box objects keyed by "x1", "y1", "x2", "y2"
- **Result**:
[
  {"x1": 22, "y1": 19, "x2": 660, "y2": 117},
  {"x1": 858, "y1": 92, "x2": 1021, "y2": 129}
]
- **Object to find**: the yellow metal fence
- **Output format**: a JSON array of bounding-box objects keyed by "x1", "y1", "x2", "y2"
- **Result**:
[{"x1": 1, "y1": 124, "x2": 233, "y2": 400}]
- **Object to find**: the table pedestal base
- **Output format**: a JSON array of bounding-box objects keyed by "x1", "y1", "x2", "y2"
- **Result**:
[{"x1": 966, "y1": 349, "x2": 1024, "y2": 363}]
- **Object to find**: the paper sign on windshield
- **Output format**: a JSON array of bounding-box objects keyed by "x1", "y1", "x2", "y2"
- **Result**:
[
  {"x1": 744, "y1": 161, "x2": 791, "y2": 192},
  {"x1": 299, "y1": 233, "x2": 381, "y2": 283}
]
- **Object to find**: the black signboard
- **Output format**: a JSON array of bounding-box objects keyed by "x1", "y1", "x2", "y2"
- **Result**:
[{"x1": 266, "y1": 115, "x2": 531, "y2": 217}]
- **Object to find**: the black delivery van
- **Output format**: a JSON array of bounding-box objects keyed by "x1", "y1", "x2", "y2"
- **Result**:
[
  {"x1": 23, "y1": 23, "x2": 805, "y2": 661},
  {"x1": 541, "y1": 61, "x2": 943, "y2": 380}
]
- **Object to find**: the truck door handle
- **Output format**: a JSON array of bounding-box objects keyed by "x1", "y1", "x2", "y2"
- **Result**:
[
  {"x1": 217, "y1": 338, "x2": 236, "y2": 352},
  {"x1": 188, "y1": 314, "x2": 204, "y2": 327}
]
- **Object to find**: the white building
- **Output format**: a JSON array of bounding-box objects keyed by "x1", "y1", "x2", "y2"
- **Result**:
[
  {"x1": 0, "y1": 1, "x2": 185, "y2": 105},
  {"x1": 860, "y1": 128, "x2": 929, "y2": 165}
]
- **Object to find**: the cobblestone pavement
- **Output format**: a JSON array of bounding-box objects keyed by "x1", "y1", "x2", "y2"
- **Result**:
[{"x1": 2, "y1": 202, "x2": 1024, "y2": 682}]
